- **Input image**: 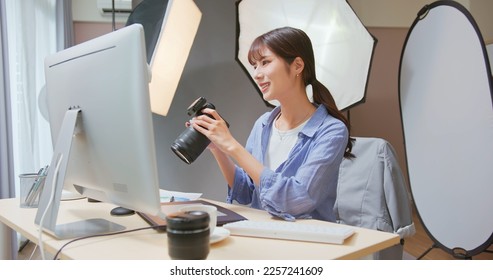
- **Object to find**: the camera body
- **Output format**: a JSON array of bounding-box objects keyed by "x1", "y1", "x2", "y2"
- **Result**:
[
  {"x1": 186, "y1": 96, "x2": 215, "y2": 118},
  {"x1": 171, "y1": 97, "x2": 216, "y2": 164}
]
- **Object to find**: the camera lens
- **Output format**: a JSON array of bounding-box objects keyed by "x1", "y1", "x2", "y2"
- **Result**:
[
  {"x1": 171, "y1": 126, "x2": 211, "y2": 164},
  {"x1": 166, "y1": 211, "x2": 210, "y2": 260},
  {"x1": 171, "y1": 97, "x2": 228, "y2": 164}
]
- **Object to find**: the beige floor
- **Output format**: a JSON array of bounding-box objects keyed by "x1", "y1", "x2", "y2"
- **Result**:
[
  {"x1": 403, "y1": 211, "x2": 493, "y2": 260},
  {"x1": 17, "y1": 240, "x2": 52, "y2": 260}
]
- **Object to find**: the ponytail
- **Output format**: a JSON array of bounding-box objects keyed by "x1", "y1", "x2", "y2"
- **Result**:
[{"x1": 311, "y1": 79, "x2": 354, "y2": 158}]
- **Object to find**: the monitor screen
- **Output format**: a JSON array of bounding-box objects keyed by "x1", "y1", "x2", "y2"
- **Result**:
[{"x1": 35, "y1": 24, "x2": 162, "y2": 238}]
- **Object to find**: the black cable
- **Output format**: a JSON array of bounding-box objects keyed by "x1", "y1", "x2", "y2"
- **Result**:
[{"x1": 53, "y1": 225, "x2": 163, "y2": 260}]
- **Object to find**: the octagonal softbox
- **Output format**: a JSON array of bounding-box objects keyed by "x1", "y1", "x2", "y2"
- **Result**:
[{"x1": 236, "y1": 0, "x2": 376, "y2": 110}]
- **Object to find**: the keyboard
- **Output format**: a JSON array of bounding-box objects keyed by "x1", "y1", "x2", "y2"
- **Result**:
[{"x1": 223, "y1": 220, "x2": 355, "y2": 244}]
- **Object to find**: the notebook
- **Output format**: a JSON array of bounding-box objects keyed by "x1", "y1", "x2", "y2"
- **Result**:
[{"x1": 137, "y1": 199, "x2": 247, "y2": 231}]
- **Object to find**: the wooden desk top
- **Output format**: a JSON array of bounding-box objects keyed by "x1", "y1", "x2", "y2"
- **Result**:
[{"x1": 0, "y1": 197, "x2": 399, "y2": 260}]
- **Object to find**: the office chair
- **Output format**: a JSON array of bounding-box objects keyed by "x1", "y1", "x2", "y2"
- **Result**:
[{"x1": 334, "y1": 137, "x2": 416, "y2": 259}]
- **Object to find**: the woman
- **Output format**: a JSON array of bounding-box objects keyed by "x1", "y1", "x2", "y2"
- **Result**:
[{"x1": 191, "y1": 26, "x2": 353, "y2": 222}]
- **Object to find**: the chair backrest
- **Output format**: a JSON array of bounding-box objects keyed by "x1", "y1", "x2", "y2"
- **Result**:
[{"x1": 334, "y1": 137, "x2": 415, "y2": 259}]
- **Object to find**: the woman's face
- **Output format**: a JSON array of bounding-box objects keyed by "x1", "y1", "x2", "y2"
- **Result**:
[{"x1": 252, "y1": 47, "x2": 296, "y2": 102}]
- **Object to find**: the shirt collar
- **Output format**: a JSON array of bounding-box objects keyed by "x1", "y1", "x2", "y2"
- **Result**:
[{"x1": 262, "y1": 104, "x2": 328, "y2": 138}]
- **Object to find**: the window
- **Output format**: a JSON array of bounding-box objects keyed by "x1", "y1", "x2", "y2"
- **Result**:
[{"x1": 5, "y1": 0, "x2": 57, "y2": 194}]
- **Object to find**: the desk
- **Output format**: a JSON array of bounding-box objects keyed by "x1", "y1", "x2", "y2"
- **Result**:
[{"x1": 0, "y1": 197, "x2": 399, "y2": 260}]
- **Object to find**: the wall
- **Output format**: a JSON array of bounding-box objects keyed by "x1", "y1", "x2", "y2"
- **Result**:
[
  {"x1": 347, "y1": 0, "x2": 493, "y2": 39},
  {"x1": 71, "y1": 0, "x2": 492, "y2": 201},
  {"x1": 470, "y1": 0, "x2": 493, "y2": 41},
  {"x1": 348, "y1": 27, "x2": 409, "y2": 183},
  {"x1": 348, "y1": 0, "x2": 471, "y2": 27},
  {"x1": 72, "y1": 0, "x2": 130, "y2": 24}
]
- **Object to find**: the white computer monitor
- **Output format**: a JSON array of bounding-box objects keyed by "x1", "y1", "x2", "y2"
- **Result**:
[{"x1": 34, "y1": 24, "x2": 162, "y2": 239}]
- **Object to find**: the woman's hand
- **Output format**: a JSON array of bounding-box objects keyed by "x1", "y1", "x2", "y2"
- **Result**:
[
  {"x1": 193, "y1": 108, "x2": 264, "y2": 186},
  {"x1": 186, "y1": 119, "x2": 217, "y2": 151},
  {"x1": 191, "y1": 108, "x2": 238, "y2": 154}
]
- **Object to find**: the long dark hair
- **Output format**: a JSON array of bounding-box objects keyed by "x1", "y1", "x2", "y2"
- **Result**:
[{"x1": 248, "y1": 26, "x2": 354, "y2": 158}]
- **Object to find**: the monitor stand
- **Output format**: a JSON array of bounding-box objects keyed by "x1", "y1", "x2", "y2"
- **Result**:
[{"x1": 34, "y1": 108, "x2": 125, "y2": 239}]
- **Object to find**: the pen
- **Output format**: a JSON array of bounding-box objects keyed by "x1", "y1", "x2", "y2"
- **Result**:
[
  {"x1": 41, "y1": 165, "x2": 49, "y2": 176},
  {"x1": 25, "y1": 165, "x2": 49, "y2": 206},
  {"x1": 25, "y1": 167, "x2": 44, "y2": 205}
]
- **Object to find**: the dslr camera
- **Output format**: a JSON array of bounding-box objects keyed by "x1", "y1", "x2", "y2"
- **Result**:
[{"x1": 171, "y1": 97, "x2": 224, "y2": 164}]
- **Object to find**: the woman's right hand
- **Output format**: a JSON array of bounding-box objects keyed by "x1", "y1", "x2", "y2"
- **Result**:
[
  {"x1": 185, "y1": 119, "x2": 219, "y2": 151},
  {"x1": 191, "y1": 108, "x2": 239, "y2": 155}
]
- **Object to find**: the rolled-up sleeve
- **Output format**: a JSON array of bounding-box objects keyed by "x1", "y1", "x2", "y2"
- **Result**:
[
  {"x1": 227, "y1": 165, "x2": 255, "y2": 204},
  {"x1": 227, "y1": 114, "x2": 265, "y2": 205}
]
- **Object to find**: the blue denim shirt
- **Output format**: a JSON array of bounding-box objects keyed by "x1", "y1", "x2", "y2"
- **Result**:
[{"x1": 227, "y1": 104, "x2": 348, "y2": 222}]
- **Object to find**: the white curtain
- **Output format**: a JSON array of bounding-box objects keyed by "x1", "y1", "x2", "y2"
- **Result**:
[
  {"x1": 0, "y1": 0, "x2": 16, "y2": 260},
  {"x1": 0, "y1": 0, "x2": 72, "y2": 260},
  {"x1": 6, "y1": 0, "x2": 57, "y2": 189}
]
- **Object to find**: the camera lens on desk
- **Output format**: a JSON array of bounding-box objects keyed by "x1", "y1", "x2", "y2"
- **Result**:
[{"x1": 166, "y1": 210, "x2": 210, "y2": 260}]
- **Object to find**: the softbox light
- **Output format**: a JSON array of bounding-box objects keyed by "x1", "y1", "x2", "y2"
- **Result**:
[
  {"x1": 399, "y1": 1, "x2": 493, "y2": 258},
  {"x1": 236, "y1": 0, "x2": 376, "y2": 110},
  {"x1": 127, "y1": 0, "x2": 201, "y2": 116}
]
